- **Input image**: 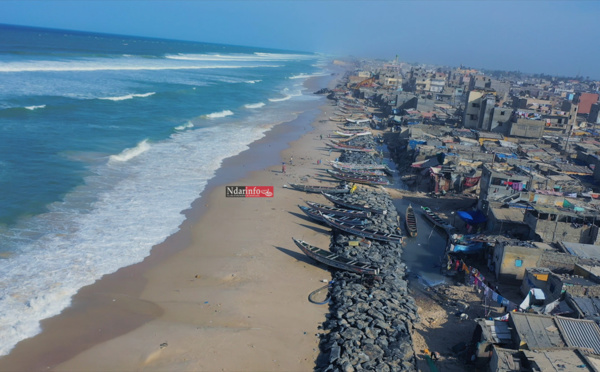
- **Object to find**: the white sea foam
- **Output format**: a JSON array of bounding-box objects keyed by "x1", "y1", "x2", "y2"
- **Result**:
[
  {"x1": 244, "y1": 102, "x2": 265, "y2": 109},
  {"x1": 289, "y1": 72, "x2": 330, "y2": 80},
  {"x1": 268, "y1": 95, "x2": 292, "y2": 102},
  {"x1": 166, "y1": 53, "x2": 311, "y2": 62},
  {"x1": 245, "y1": 80, "x2": 262, "y2": 84},
  {"x1": 268, "y1": 86, "x2": 305, "y2": 102},
  {"x1": 0, "y1": 122, "x2": 276, "y2": 357},
  {"x1": 205, "y1": 110, "x2": 234, "y2": 119},
  {"x1": 24, "y1": 105, "x2": 46, "y2": 110},
  {"x1": 108, "y1": 140, "x2": 151, "y2": 162},
  {"x1": 0, "y1": 60, "x2": 280, "y2": 73},
  {"x1": 99, "y1": 92, "x2": 156, "y2": 101},
  {"x1": 174, "y1": 121, "x2": 194, "y2": 131}
]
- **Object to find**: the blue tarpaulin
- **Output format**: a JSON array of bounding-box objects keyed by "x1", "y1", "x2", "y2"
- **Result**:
[
  {"x1": 496, "y1": 153, "x2": 518, "y2": 159},
  {"x1": 457, "y1": 210, "x2": 487, "y2": 224},
  {"x1": 451, "y1": 242, "x2": 484, "y2": 253},
  {"x1": 408, "y1": 140, "x2": 426, "y2": 149}
]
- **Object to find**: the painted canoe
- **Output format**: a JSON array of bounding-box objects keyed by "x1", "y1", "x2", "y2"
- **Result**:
[
  {"x1": 292, "y1": 238, "x2": 379, "y2": 276},
  {"x1": 320, "y1": 214, "x2": 402, "y2": 243},
  {"x1": 305, "y1": 201, "x2": 371, "y2": 219},
  {"x1": 298, "y1": 205, "x2": 369, "y2": 226},
  {"x1": 421, "y1": 206, "x2": 455, "y2": 232},
  {"x1": 334, "y1": 130, "x2": 372, "y2": 137},
  {"x1": 284, "y1": 183, "x2": 350, "y2": 194},
  {"x1": 405, "y1": 204, "x2": 417, "y2": 237},
  {"x1": 322, "y1": 193, "x2": 387, "y2": 214},
  {"x1": 326, "y1": 143, "x2": 375, "y2": 152},
  {"x1": 326, "y1": 170, "x2": 390, "y2": 186}
]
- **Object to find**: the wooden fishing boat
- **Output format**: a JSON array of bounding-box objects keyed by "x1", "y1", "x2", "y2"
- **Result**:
[
  {"x1": 421, "y1": 206, "x2": 455, "y2": 232},
  {"x1": 322, "y1": 193, "x2": 387, "y2": 214},
  {"x1": 333, "y1": 135, "x2": 358, "y2": 143},
  {"x1": 284, "y1": 183, "x2": 350, "y2": 194},
  {"x1": 292, "y1": 238, "x2": 379, "y2": 276},
  {"x1": 327, "y1": 170, "x2": 389, "y2": 186},
  {"x1": 329, "y1": 161, "x2": 394, "y2": 173},
  {"x1": 405, "y1": 204, "x2": 417, "y2": 237},
  {"x1": 329, "y1": 116, "x2": 347, "y2": 122},
  {"x1": 337, "y1": 126, "x2": 370, "y2": 132},
  {"x1": 298, "y1": 205, "x2": 369, "y2": 226},
  {"x1": 334, "y1": 130, "x2": 372, "y2": 137},
  {"x1": 329, "y1": 139, "x2": 370, "y2": 148},
  {"x1": 326, "y1": 143, "x2": 375, "y2": 152},
  {"x1": 320, "y1": 214, "x2": 402, "y2": 243},
  {"x1": 345, "y1": 118, "x2": 370, "y2": 124},
  {"x1": 327, "y1": 168, "x2": 386, "y2": 179},
  {"x1": 305, "y1": 201, "x2": 371, "y2": 218},
  {"x1": 327, "y1": 170, "x2": 390, "y2": 186},
  {"x1": 329, "y1": 164, "x2": 386, "y2": 176}
]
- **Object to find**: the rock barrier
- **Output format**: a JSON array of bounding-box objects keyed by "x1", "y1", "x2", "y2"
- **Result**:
[{"x1": 316, "y1": 139, "x2": 419, "y2": 371}]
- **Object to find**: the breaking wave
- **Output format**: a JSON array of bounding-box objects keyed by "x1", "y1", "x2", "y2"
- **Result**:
[
  {"x1": 99, "y1": 92, "x2": 156, "y2": 101},
  {"x1": 205, "y1": 110, "x2": 234, "y2": 119},
  {"x1": 244, "y1": 102, "x2": 265, "y2": 109},
  {"x1": 109, "y1": 140, "x2": 151, "y2": 162},
  {"x1": 25, "y1": 105, "x2": 46, "y2": 110},
  {"x1": 268, "y1": 95, "x2": 292, "y2": 102},
  {"x1": 174, "y1": 121, "x2": 194, "y2": 131}
]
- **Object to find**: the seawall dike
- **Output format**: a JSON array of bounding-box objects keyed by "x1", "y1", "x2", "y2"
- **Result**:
[{"x1": 316, "y1": 148, "x2": 419, "y2": 371}]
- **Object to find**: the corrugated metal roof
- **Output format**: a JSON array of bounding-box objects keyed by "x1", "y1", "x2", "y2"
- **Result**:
[
  {"x1": 555, "y1": 317, "x2": 600, "y2": 354},
  {"x1": 511, "y1": 313, "x2": 567, "y2": 349}
]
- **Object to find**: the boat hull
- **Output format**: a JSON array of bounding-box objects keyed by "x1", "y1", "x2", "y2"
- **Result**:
[
  {"x1": 305, "y1": 201, "x2": 371, "y2": 218},
  {"x1": 285, "y1": 183, "x2": 350, "y2": 194},
  {"x1": 405, "y1": 205, "x2": 417, "y2": 237},
  {"x1": 298, "y1": 205, "x2": 369, "y2": 226},
  {"x1": 321, "y1": 214, "x2": 402, "y2": 243},
  {"x1": 292, "y1": 238, "x2": 379, "y2": 276},
  {"x1": 322, "y1": 193, "x2": 387, "y2": 214}
]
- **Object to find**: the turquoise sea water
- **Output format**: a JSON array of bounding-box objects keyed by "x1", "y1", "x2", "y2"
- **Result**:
[{"x1": 0, "y1": 24, "x2": 329, "y2": 355}]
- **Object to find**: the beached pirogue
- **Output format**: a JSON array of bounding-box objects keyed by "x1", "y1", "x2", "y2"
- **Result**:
[
  {"x1": 326, "y1": 143, "x2": 375, "y2": 153},
  {"x1": 405, "y1": 204, "x2": 417, "y2": 237},
  {"x1": 292, "y1": 238, "x2": 380, "y2": 276},
  {"x1": 283, "y1": 182, "x2": 350, "y2": 194},
  {"x1": 322, "y1": 192, "x2": 387, "y2": 214},
  {"x1": 421, "y1": 206, "x2": 455, "y2": 233},
  {"x1": 320, "y1": 213, "x2": 403, "y2": 243},
  {"x1": 329, "y1": 160, "x2": 395, "y2": 175},
  {"x1": 326, "y1": 170, "x2": 389, "y2": 186},
  {"x1": 304, "y1": 201, "x2": 371, "y2": 219},
  {"x1": 298, "y1": 205, "x2": 369, "y2": 226}
]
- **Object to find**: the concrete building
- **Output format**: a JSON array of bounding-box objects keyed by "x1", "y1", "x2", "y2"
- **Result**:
[
  {"x1": 510, "y1": 117, "x2": 545, "y2": 139},
  {"x1": 429, "y1": 78, "x2": 445, "y2": 93},
  {"x1": 524, "y1": 205, "x2": 600, "y2": 244},
  {"x1": 477, "y1": 164, "x2": 531, "y2": 213},
  {"x1": 492, "y1": 242, "x2": 550, "y2": 282},
  {"x1": 577, "y1": 92, "x2": 599, "y2": 115},
  {"x1": 463, "y1": 90, "x2": 496, "y2": 130}
]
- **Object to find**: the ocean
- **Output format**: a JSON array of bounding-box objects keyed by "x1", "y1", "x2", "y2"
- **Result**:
[{"x1": 0, "y1": 24, "x2": 330, "y2": 355}]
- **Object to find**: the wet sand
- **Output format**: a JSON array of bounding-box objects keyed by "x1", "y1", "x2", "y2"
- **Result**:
[{"x1": 0, "y1": 73, "x2": 347, "y2": 371}]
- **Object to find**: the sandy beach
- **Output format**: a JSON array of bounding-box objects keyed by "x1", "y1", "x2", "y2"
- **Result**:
[{"x1": 0, "y1": 75, "x2": 346, "y2": 371}]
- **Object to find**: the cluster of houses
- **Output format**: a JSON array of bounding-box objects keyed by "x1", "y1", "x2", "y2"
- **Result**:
[{"x1": 336, "y1": 59, "x2": 600, "y2": 370}]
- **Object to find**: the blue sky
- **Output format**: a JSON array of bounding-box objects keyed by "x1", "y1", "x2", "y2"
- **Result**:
[{"x1": 1, "y1": 1, "x2": 599, "y2": 78}]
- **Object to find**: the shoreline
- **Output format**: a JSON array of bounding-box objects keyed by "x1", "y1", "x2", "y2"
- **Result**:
[{"x1": 0, "y1": 71, "x2": 346, "y2": 371}]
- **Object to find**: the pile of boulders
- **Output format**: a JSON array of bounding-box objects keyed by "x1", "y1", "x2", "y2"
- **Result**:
[{"x1": 316, "y1": 187, "x2": 419, "y2": 371}]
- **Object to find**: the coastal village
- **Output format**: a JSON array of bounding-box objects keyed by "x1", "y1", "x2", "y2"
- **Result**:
[{"x1": 291, "y1": 59, "x2": 600, "y2": 372}]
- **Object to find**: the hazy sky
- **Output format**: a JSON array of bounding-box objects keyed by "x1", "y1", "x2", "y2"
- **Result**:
[{"x1": 2, "y1": 1, "x2": 599, "y2": 78}]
